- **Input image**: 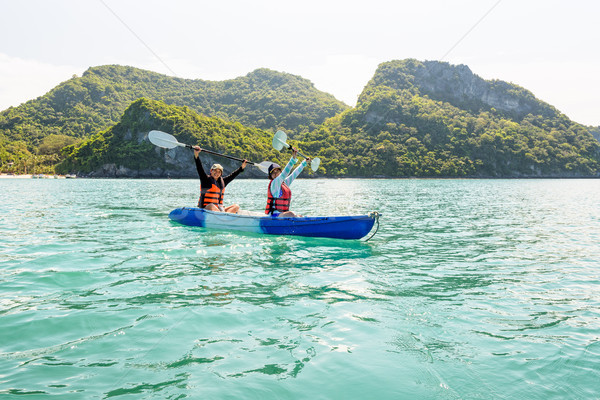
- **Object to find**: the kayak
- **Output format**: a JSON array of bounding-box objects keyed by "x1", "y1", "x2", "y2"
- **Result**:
[
  {"x1": 168, "y1": 207, "x2": 380, "y2": 240},
  {"x1": 169, "y1": 207, "x2": 379, "y2": 240}
]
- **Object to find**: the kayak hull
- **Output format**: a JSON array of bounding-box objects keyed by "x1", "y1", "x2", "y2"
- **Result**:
[{"x1": 168, "y1": 207, "x2": 378, "y2": 240}]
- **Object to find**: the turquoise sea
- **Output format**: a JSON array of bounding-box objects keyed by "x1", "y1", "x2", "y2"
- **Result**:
[{"x1": 1, "y1": 178, "x2": 599, "y2": 399}]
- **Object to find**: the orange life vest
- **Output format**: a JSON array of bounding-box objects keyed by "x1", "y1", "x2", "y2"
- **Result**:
[
  {"x1": 199, "y1": 183, "x2": 224, "y2": 208},
  {"x1": 265, "y1": 181, "x2": 291, "y2": 214}
]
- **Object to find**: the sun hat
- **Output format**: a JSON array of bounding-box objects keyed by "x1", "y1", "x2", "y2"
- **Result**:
[
  {"x1": 211, "y1": 164, "x2": 223, "y2": 171},
  {"x1": 268, "y1": 163, "x2": 281, "y2": 175}
]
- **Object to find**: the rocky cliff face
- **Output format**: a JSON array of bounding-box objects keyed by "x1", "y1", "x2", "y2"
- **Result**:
[
  {"x1": 374, "y1": 59, "x2": 559, "y2": 120},
  {"x1": 415, "y1": 61, "x2": 559, "y2": 119},
  {"x1": 590, "y1": 126, "x2": 600, "y2": 143}
]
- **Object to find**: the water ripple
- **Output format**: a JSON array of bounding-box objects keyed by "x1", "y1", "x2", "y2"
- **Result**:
[{"x1": 1, "y1": 179, "x2": 599, "y2": 399}]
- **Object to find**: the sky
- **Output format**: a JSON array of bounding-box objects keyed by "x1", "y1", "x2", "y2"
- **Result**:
[{"x1": 1, "y1": 0, "x2": 599, "y2": 126}]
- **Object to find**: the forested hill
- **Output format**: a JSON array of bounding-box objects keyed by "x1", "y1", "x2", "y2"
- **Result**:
[
  {"x1": 300, "y1": 59, "x2": 600, "y2": 177},
  {"x1": 55, "y1": 98, "x2": 293, "y2": 178},
  {"x1": 0, "y1": 65, "x2": 347, "y2": 170},
  {"x1": 3, "y1": 59, "x2": 599, "y2": 178}
]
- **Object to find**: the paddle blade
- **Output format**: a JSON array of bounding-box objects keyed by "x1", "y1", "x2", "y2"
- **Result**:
[
  {"x1": 254, "y1": 161, "x2": 273, "y2": 174},
  {"x1": 148, "y1": 130, "x2": 184, "y2": 149},
  {"x1": 310, "y1": 157, "x2": 321, "y2": 172},
  {"x1": 272, "y1": 130, "x2": 288, "y2": 151}
]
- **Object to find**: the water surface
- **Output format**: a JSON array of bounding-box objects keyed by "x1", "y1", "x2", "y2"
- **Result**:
[{"x1": 1, "y1": 178, "x2": 599, "y2": 399}]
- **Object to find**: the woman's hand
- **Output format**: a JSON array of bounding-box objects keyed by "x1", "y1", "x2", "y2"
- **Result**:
[{"x1": 192, "y1": 145, "x2": 201, "y2": 158}]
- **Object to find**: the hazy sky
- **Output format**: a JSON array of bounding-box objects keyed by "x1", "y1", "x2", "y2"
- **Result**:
[{"x1": 1, "y1": 0, "x2": 599, "y2": 126}]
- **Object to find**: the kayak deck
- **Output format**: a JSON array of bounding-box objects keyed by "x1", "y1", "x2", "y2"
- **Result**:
[{"x1": 168, "y1": 207, "x2": 380, "y2": 240}]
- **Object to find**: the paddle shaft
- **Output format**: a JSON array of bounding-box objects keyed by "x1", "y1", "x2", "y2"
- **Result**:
[
  {"x1": 276, "y1": 137, "x2": 310, "y2": 160},
  {"x1": 272, "y1": 130, "x2": 320, "y2": 172},
  {"x1": 173, "y1": 142, "x2": 246, "y2": 163},
  {"x1": 192, "y1": 145, "x2": 249, "y2": 164},
  {"x1": 187, "y1": 144, "x2": 272, "y2": 172},
  {"x1": 148, "y1": 130, "x2": 269, "y2": 172},
  {"x1": 292, "y1": 148, "x2": 311, "y2": 160}
]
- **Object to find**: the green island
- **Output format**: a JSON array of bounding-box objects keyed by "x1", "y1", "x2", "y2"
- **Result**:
[{"x1": 1, "y1": 59, "x2": 599, "y2": 178}]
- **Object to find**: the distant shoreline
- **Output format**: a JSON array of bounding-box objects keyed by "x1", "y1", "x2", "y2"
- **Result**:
[
  {"x1": 0, "y1": 174, "x2": 71, "y2": 179},
  {"x1": 0, "y1": 174, "x2": 33, "y2": 179},
  {"x1": 2, "y1": 173, "x2": 599, "y2": 180}
]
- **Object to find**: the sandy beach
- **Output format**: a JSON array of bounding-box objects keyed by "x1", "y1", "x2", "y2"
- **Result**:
[
  {"x1": 0, "y1": 174, "x2": 68, "y2": 179},
  {"x1": 0, "y1": 174, "x2": 32, "y2": 179}
]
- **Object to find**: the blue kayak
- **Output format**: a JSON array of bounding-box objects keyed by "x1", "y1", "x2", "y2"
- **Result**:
[{"x1": 168, "y1": 207, "x2": 380, "y2": 240}]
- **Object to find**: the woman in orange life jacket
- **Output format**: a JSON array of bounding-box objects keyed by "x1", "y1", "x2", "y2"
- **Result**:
[
  {"x1": 192, "y1": 145, "x2": 247, "y2": 213},
  {"x1": 265, "y1": 147, "x2": 310, "y2": 217}
]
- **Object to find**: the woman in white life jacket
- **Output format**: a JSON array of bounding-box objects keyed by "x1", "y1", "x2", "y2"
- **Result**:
[
  {"x1": 265, "y1": 147, "x2": 310, "y2": 217},
  {"x1": 193, "y1": 145, "x2": 247, "y2": 213}
]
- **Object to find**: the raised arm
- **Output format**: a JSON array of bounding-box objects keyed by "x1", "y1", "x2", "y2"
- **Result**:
[
  {"x1": 284, "y1": 158, "x2": 308, "y2": 187},
  {"x1": 193, "y1": 146, "x2": 211, "y2": 187},
  {"x1": 270, "y1": 156, "x2": 298, "y2": 197},
  {"x1": 223, "y1": 161, "x2": 247, "y2": 186}
]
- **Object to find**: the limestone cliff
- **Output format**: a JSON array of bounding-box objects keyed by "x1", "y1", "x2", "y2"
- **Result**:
[{"x1": 367, "y1": 59, "x2": 559, "y2": 120}]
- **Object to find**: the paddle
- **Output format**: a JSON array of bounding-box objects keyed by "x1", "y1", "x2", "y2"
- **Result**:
[
  {"x1": 272, "y1": 130, "x2": 321, "y2": 172},
  {"x1": 148, "y1": 130, "x2": 272, "y2": 173}
]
